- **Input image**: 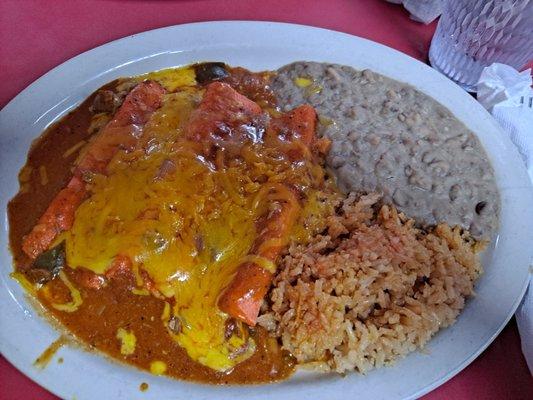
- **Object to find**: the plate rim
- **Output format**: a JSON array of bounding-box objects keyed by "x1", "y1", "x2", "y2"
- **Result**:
[{"x1": 1, "y1": 20, "x2": 532, "y2": 400}]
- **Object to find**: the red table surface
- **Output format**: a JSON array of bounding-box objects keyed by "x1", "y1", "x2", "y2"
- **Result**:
[{"x1": 0, "y1": 0, "x2": 531, "y2": 399}]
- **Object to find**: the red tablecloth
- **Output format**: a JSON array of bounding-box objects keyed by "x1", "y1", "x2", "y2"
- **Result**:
[{"x1": 0, "y1": 1, "x2": 531, "y2": 399}]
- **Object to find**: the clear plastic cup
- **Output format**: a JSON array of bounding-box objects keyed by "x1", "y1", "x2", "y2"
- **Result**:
[{"x1": 429, "y1": 0, "x2": 533, "y2": 92}]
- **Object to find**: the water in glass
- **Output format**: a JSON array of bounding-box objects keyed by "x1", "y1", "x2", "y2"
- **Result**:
[{"x1": 429, "y1": 0, "x2": 533, "y2": 92}]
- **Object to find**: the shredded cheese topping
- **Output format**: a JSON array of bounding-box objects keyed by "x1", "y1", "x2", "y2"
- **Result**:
[
  {"x1": 11, "y1": 272, "x2": 38, "y2": 294},
  {"x1": 294, "y1": 77, "x2": 312, "y2": 88},
  {"x1": 63, "y1": 140, "x2": 87, "y2": 158},
  {"x1": 60, "y1": 66, "x2": 334, "y2": 372},
  {"x1": 239, "y1": 255, "x2": 277, "y2": 274},
  {"x1": 150, "y1": 360, "x2": 167, "y2": 375},
  {"x1": 116, "y1": 328, "x2": 137, "y2": 355},
  {"x1": 51, "y1": 271, "x2": 82, "y2": 313}
]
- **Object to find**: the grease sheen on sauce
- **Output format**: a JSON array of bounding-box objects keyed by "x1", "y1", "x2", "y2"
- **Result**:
[{"x1": 8, "y1": 74, "x2": 295, "y2": 384}]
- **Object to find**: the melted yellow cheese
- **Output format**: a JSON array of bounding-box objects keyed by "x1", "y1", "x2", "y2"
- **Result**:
[
  {"x1": 136, "y1": 66, "x2": 196, "y2": 92},
  {"x1": 116, "y1": 328, "x2": 137, "y2": 355},
  {"x1": 293, "y1": 77, "x2": 322, "y2": 95},
  {"x1": 51, "y1": 271, "x2": 82, "y2": 313},
  {"x1": 11, "y1": 271, "x2": 38, "y2": 294},
  {"x1": 62, "y1": 65, "x2": 335, "y2": 372},
  {"x1": 131, "y1": 288, "x2": 150, "y2": 296},
  {"x1": 294, "y1": 77, "x2": 312, "y2": 88},
  {"x1": 150, "y1": 360, "x2": 167, "y2": 375}
]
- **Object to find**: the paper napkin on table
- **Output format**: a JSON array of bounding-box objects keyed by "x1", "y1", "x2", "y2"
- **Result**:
[
  {"x1": 478, "y1": 63, "x2": 533, "y2": 183},
  {"x1": 477, "y1": 63, "x2": 533, "y2": 372},
  {"x1": 385, "y1": 0, "x2": 443, "y2": 24}
]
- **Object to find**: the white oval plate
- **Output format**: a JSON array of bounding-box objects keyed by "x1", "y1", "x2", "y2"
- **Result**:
[{"x1": 0, "y1": 21, "x2": 532, "y2": 400}]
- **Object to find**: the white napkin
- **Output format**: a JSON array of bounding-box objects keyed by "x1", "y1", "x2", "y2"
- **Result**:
[
  {"x1": 478, "y1": 64, "x2": 533, "y2": 182},
  {"x1": 477, "y1": 63, "x2": 533, "y2": 372},
  {"x1": 385, "y1": 0, "x2": 443, "y2": 24}
]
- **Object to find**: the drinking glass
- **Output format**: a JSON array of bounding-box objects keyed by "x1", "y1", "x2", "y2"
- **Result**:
[{"x1": 429, "y1": 0, "x2": 533, "y2": 92}]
